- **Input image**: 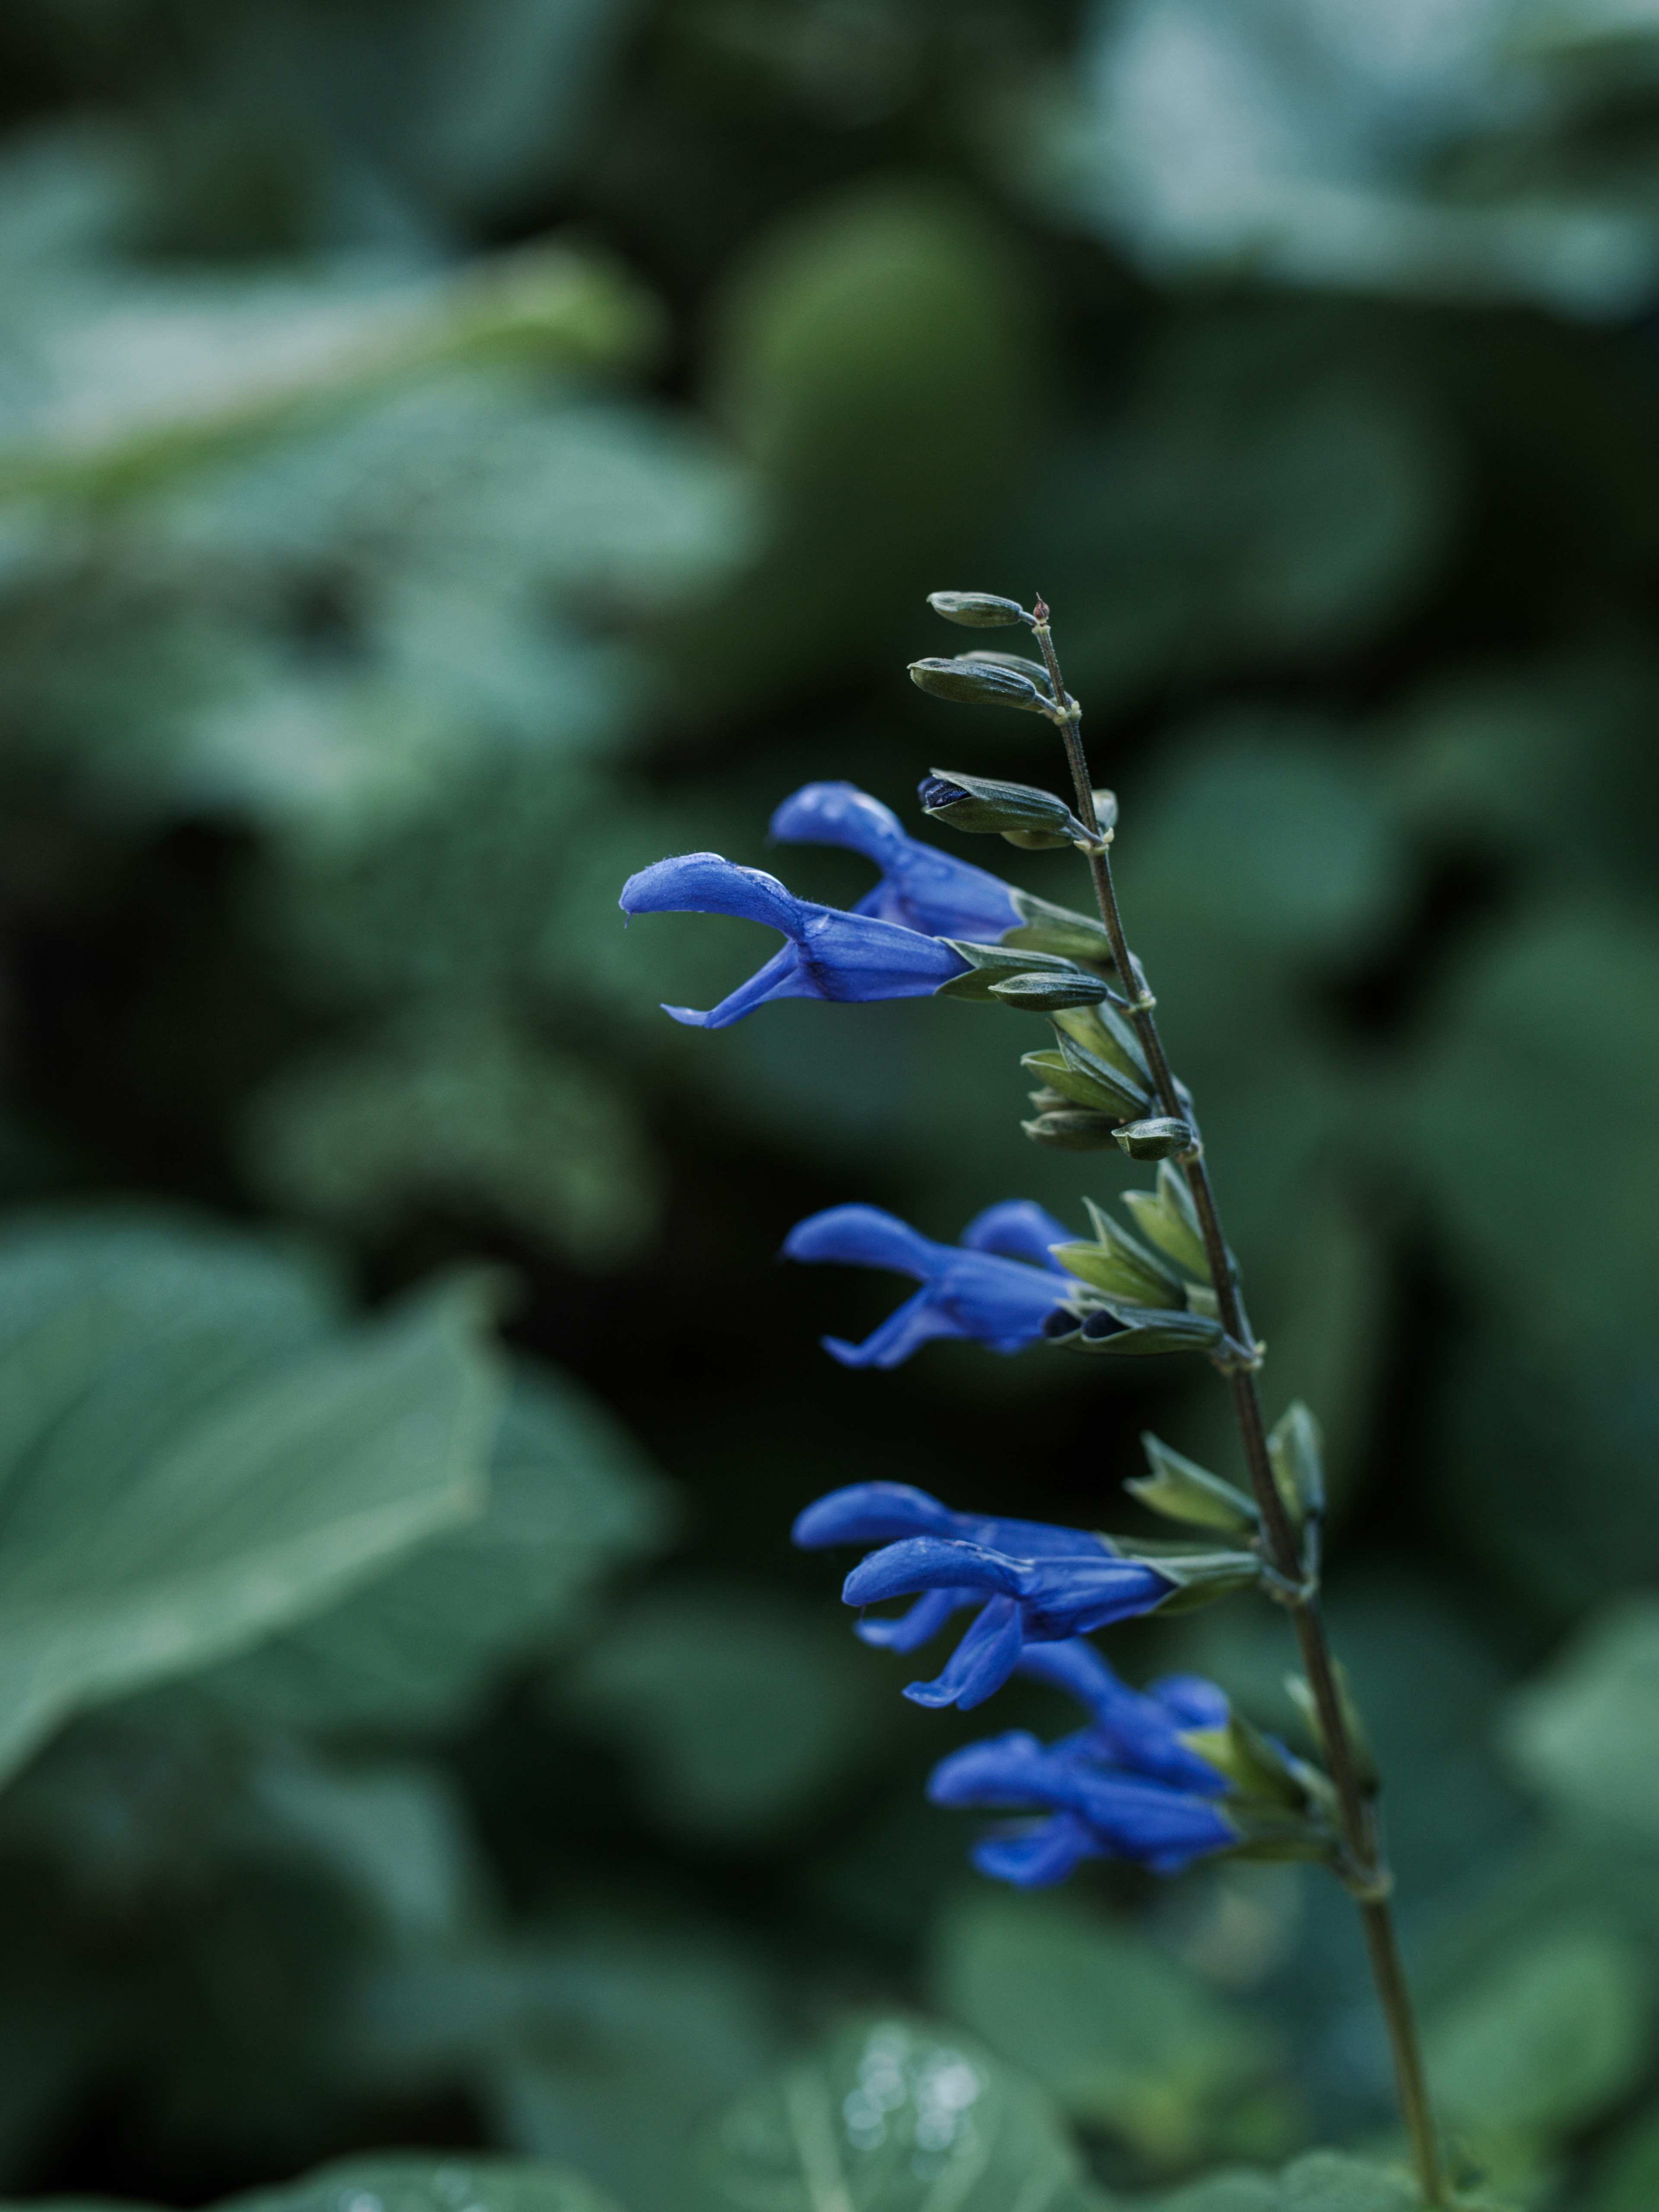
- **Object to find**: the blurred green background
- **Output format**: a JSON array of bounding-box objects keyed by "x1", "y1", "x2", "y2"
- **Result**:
[{"x1": 1, "y1": 3, "x2": 1659, "y2": 2208}]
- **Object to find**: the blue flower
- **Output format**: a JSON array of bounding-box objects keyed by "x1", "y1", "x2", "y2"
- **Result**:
[
  {"x1": 927, "y1": 1729, "x2": 1238, "y2": 1883},
  {"x1": 1016, "y1": 1638, "x2": 1232, "y2": 1794},
  {"x1": 793, "y1": 1480, "x2": 1174, "y2": 1709},
  {"x1": 769, "y1": 782, "x2": 1021, "y2": 940},
  {"x1": 782, "y1": 1200, "x2": 1073, "y2": 1367},
  {"x1": 619, "y1": 853, "x2": 968, "y2": 1028}
]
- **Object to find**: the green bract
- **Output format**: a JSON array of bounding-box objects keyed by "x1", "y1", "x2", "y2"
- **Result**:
[{"x1": 925, "y1": 590, "x2": 1032, "y2": 626}]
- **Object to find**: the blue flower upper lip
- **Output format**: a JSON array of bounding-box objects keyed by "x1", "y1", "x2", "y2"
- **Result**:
[
  {"x1": 782, "y1": 1200, "x2": 1074, "y2": 1367},
  {"x1": 619, "y1": 852, "x2": 970, "y2": 1028}
]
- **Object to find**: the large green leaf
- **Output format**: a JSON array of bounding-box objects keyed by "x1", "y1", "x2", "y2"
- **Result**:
[
  {"x1": 221, "y1": 2156, "x2": 626, "y2": 2212},
  {"x1": 0, "y1": 1214, "x2": 502, "y2": 1782},
  {"x1": 929, "y1": 1894, "x2": 1276, "y2": 2169},
  {"x1": 203, "y1": 1360, "x2": 670, "y2": 1734},
  {"x1": 696, "y1": 2014, "x2": 1103, "y2": 2212}
]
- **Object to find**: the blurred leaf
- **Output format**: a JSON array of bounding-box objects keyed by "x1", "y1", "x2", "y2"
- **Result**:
[
  {"x1": 1123, "y1": 2154, "x2": 1430, "y2": 2209},
  {"x1": 226, "y1": 2154, "x2": 627, "y2": 2212},
  {"x1": 243, "y1": 1010, "x2": 661, "y2": 1263},
  {"x1": 930, "y1": 1893, "x2": 1273, "y2": 2168},
  {"x1": 346, "y1": 1927, "x2": 781, "y2": 2212},
  {"x1": 1425, "y1": 1920, "x2": 1650, "y2": 2161},
  {"x1": 204, "y1": 1361, "x2": 670, "y2": 1735},
  {"x1": 685, "y1": 178, "x2": 1048, "y2": 703},
  {"x1": 0, "y1": 1212, "x2": 502, "y2": 1783},
  {"x1": 1589, "y1": 2102, "x2": 1659, "y2": 2211},
  {"x1": 1502, "y1": 1595, "x2": 1659, "y2": 1837},
  {"x1": 560, "y1": 1580, "x2": 883, "y2": 1844},
  {"x1": 695, "y1": 2012, "x2": 1103, "y2": 2212}
]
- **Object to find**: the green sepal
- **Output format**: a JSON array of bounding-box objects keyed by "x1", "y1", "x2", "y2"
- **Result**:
[
  {"x1": 1059, "y1": 1201, "x2": 1182, "y2": 1303},
  {"x1": 936, "y1": 942, "x2": 1093, "y2": 1003},
  {"x1": 1128, "y1": 1431, "x2": 1259, "y2": 1533},
  {"x1": 1021, "y1": 1109, "x2": 1123, "y2": 1150},
  {"x1": 1286, "y1": 1665, "x2": 1379, "y2": 1793},
  {"x1": 1000, "y1": 898, "x2": 1112, "y2": 963},
  {"x1": 989, "y1": 971, "x2": 1111, "y2": 1012},
  {"x1": 921, "y1": 767, "x2": 1089, "y2": 844},
  {"x1": 1268, "y1": 1400, "x2": 1326, "y2": 1525},
  {"x1": 1062, "y1": 1302, "x2": 1227, "y2": 1357},
  {"x1": 1059, "y1": 1031, "x2": 1151, "y2": 1111},
  {"x1": 909, "y1": 659, "x2": 1053, "y2": 714},
  {"x1": 1181, "y1": 1713, "x2": 1311, "y2": 1810},
  {"x1": 1221, "y1": 1813, "x2": 1338, "y2": 1864},
  {"x1": 926, "y1": 589, "x2": 1030, "y2": 627},
  {"x1": 1052, "y1": 1000, "x2": 1147, "y2": 1082},
  {"x1": 1096, "y1": 1532, "x2": 1265, "y2": 1610},
  {"x1": 1114, "y1": 1117, "x2": 1195, "y2": 1161},
  {"x1": 1122, "y1": 1161, "x2": 1212, "y2": 1281},
  {"x1": 1020, "y1": 1043, "x2": 1147, "y2": 1120}
]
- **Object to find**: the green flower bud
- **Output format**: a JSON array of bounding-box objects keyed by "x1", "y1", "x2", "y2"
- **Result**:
[
  {"x1": 926, "y1": 590, "x2": 1030, "y2": 627},
  {"x1": 919, "y1": 768, "x2": 1089, "y2": 843},
  {"x1": 1128, "y1": 1432, "x2": 1259, "y2": 1533},
  {"x1": 909, "y1": 659, "x2": 1052, "y2": 715},
  {"x1": 958, "y1": 650, "x2": 1055, "y2": 702},
  {"x1": 990, "y1": 970, "x2": 1112, "y2": 1011},
  {"x1": 1021, "y1": 1108, "x2": 1124, "y2": 1150},
  {"x1": 1113, "y1": 1117, "x2": 1195, "y2": 1161}
]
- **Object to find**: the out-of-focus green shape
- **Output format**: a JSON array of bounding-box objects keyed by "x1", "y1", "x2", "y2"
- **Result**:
[
  {"x1": 930, "y1": 1894, "x2": 1276, "y2": 2171},
  {"x1": 0, "y1": 1213, "x2": 502, "y2": 1785},
  {"x1": 1589, "y1": 2101, "x2": 1659, "y2": 2211},
  {"x1": 0, "y1": 245, "x2": 660, "y2": 507},
  {"x1": 683, "y1": 178, "x2": 1048, "y2": 703},
  {"x1": 242, "y1": 1010, "x2": 661, "y2": 1263},
  {"x1": 1501, "y1": 1596, "x2": 1659, "y2": 1837},
  {"x1": 229, "y1": 2155, "x2": 627, "y2": 2212},
  {"x1": 344, "y1": 1926, "x2": 781, "y2": 2212},
  {"x1": 1425, "y1": 1920, "x2": 1650, "y2": 2171},
  {"x1": 1408, "y1": 906, "x2": 1659, "y2": 1343},
  {"x1": 1008, "y1": 320, "x2": 1454, "y2": 701},
  {"x1": 202, "y1": 1362, "x2": 670, "y2": 1734},
  {"x1": 1123, "y1": 2152, "x2": 1433, "y2": 2209},
  {"x1": 695, "y1": 2013, "x2": 1104, "y2": 2212},
  {"x1": 559, "y1": 1580, "x2": 881, "y2": 1843}
]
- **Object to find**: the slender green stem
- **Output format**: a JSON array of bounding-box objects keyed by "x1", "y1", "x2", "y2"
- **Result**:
[{"x1": 1028, "y1": 599, "x2": 1448, "y2": 2207}]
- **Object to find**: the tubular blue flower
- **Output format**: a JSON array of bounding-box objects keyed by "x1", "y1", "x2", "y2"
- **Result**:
[
  {"x1": 926, "y1": 1729, "x2": 1237, "y2": 1883},
  {"x1": 619, "y1": 853, "x2": 968, "y2": 1028},
  {"x1": 794, "y1": 1478, "x2": 1176, "y2": 1709},
  {"x1": 1015, "y1": 1639, "x2": 1230, "y2": 1794},
  {"x1": 782, "y1": 1201, "x2": 1073, "y2": 1367},
  {"x1": 769, "y1": 782, "x2": 1021, "y2": 941}
]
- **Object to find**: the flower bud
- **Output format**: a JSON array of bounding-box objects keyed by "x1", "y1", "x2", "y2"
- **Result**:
[
  {"x1": 909, "y1": 660, "x2": 1052, "y2": 715},
  {"x1": 926, "y1": 590, "x2": 1030, "y2": 627},
  {"x1": 918, "y1": 768, "x2": 1088, "y2": 843},
  {"x1": 1113, "y1": 1117, "x2": 1195, "y2": 1161},
  {"x1": 1021, "y1": 1109, "x2": 1124, "y2": 1150},
  {"x1": 991, "y1": 970, "x2": 1112, "y2": 1011},
  {"x1": 958, "y1": 650, "x2": 1055, "y2": 702}
]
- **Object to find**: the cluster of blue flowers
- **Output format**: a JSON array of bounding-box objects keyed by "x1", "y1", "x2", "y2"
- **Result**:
[{"x1": 623, "y1": 783, "x2": 1245, "y2": 1885}]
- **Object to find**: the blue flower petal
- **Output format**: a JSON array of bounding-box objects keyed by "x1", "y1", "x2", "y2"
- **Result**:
[
  {"x1": 782, "y1": 1205, "x2": 940, "y2": 1278},
  {"x1": 1147, "y1": 1674, "x2": 1232, "y2": 1732},
  {"x1": 622, "y1": 853, "x2": 802, "y2": 932},
  {"x1": 903, "y1": 1595, "x2": 1025, "y2": 1710},
  {"x1": 970, "y1": 1812, "x2": 1105, "y2": 1887},
  {"x1": 960, "y1": 1200, "x2": 1075, "y2": 1271},
  {"x1": 823, "y1": 1291, "x2": 961, "y2": 1368},
  {"x1": 843, "y1": 1535, "x2": 1033, "y2": 1609},
  {"x1": 852, "y1": 1588, "x2": 970, "y2": 1652},
  {"x1": 791, "y1": 1481, "x2": 959, "y2": 1549},
  {"x1": 769, "y1": 781, "x2": 1021, "y2": 941}
]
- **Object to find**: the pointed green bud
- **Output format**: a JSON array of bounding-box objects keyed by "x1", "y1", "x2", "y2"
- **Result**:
[
  {"x1": 919, "y1": 769, "x2": 1089, "y2": 846},
  {"x1": 1057, "y1": 1201, "x2": 1182, "y2": 1304},
  {"x1": 1113, "y1": 1116, "x2": 1195, "y2": 1162},
  {"x1": 990, "y1": 970, "x2": 1111, "y2": 1011},
  {"x1": 1182, "y1": 1713, "x2": 1310, "y2": 1810},
  {"x1": 1268, "y1": 1401, "x2": 1325, "y2": 1524},
  {"x1": 1128, "y1": 1432, "x2": 1259, "y2": 1533},
  {"x1": 1122, "y1": 1161, "x2": 1211, "y2": 1281},
  {"x1": 1021, "y1": 1109, "x2": 1124, "y2": 1150},
  {"x1": 1052, "y1": 1001, "x2": 1148, "y2": 1083},
  {"x1": 926, "y1": 590, "x2": 1031, "y2": 627},
  {"x1": 1064, "y1": 1305, "x2": 1227, "y2": 1356},
  {"x1": 957, "y1": 650, "x2": 1055, "y2": 703},
  {"x1": 909, "y1": 659, "x2": 1052, "y2": 715},
  {"x1": 1098, "y1": 1532, "x2": 1264, "y2": 1608},
  {"x1": 1286, "y1": 1665, "x2": 1378, "y2": 1795}
]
